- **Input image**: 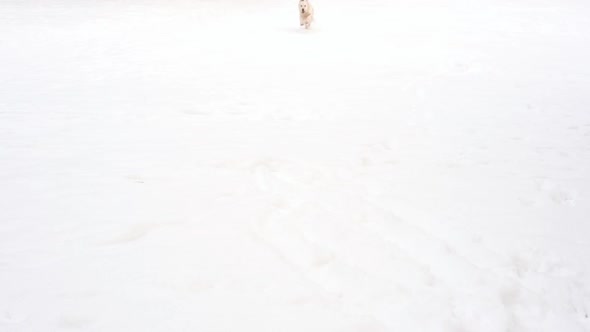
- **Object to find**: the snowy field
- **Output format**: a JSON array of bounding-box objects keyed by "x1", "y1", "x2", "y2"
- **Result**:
[{"x1": 1, "y1": 0, "x2": 590, "y2": 330}]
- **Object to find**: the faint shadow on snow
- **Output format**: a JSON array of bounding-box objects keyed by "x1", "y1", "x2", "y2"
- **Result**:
[{"x1": 280, "y1": 26, "x2": 322, "y2": 35}]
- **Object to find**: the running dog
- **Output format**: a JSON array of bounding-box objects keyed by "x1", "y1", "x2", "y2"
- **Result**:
[{"x1": 299, "y1": 0, "x2": 314, "y2": 29}]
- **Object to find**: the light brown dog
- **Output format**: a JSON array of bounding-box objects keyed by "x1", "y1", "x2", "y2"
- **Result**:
[{"x1": 299, "y1": 0, "x2": 314, "y2": 29}]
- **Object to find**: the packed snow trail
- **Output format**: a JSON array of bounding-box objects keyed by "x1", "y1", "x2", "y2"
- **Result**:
[{"x1": 1, "y1": 0, "x2": 590, "y2": 331}]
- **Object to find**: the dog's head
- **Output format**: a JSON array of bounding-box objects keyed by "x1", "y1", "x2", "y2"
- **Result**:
[{"x1": 299, "y1": 0, "x2": 309, "y2": 14}]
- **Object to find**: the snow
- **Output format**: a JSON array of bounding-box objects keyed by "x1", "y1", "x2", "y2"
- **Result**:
[{"x1": 1, "y1": 0, "x2": 590, "y2": 330}]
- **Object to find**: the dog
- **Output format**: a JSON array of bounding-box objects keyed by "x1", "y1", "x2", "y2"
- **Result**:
[{"x1": 299, "y1": 0, "x2": 314, "y2": 29}]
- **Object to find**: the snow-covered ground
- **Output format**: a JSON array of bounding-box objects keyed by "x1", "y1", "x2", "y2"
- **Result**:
[{"x1": 1, "y1": 0, "x2": 590, "y2": 330}]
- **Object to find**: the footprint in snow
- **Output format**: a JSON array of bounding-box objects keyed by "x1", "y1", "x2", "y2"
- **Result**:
[
  {"x1": 126, "y1": 175, "x2": 145, "y2": 184},
  {"x1": 1, "y1": 311, "x2": 26, "y2": 324},
  {"x1": 97, "y1": 223, "x2": 160, "y2": 246},
  {"x1": 535, "y1": 180, "x2": 577, "y2": 206},
  {"x1": 57, "y1": 315, "x2": 93, "y2": 329}
]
